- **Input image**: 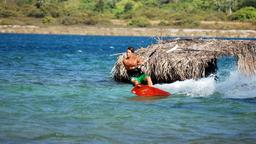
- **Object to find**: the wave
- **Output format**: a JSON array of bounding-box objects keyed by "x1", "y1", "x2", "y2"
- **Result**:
[
  {"x1": 155, "y1": 77, "x2": 215, "y2": 97},
  {"x1": 217, "y1": 71, "x2": 256, "y2": 99},
  {"x1": 155, "y1": 71, "x2": 256, "y2": 99}
]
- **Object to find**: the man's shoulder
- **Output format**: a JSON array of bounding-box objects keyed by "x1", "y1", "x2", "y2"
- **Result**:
[{"x1": 123, "y1": 56, "x2": 127, "y2": 63}]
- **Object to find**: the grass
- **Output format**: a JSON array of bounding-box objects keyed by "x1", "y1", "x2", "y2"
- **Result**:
[
  {"x1": 0, "y1": 16, "x2": 255, "y2": 30},
  {"x1": 0, "y1": 0, "x2": 255, "y2": 32}
]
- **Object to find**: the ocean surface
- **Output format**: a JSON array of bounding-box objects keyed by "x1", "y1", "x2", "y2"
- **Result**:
[{"x1": 0, "y1": 34, "x2": 255, "y2": 144}]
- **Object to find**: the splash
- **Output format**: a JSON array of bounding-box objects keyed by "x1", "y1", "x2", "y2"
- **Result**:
[
  {"x1": 155, "y1": 71, "x2": 256, "y2": 99},
  {"x1": 216, "y1": 71, "x2": 256, "y2": 99},
  {"x1": 155, "y1": 77, "x2": 216, "y2": 97}
]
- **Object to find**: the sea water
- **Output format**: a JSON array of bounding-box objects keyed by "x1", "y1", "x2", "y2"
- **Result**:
[{"x1": 0, "y1": 34, "x2": 255, "y2": 143}]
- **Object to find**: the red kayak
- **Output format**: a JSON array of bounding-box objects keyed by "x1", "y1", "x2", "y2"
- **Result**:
[{"x1": 131, "y1": 84, "x2": 171, "y2": 97}]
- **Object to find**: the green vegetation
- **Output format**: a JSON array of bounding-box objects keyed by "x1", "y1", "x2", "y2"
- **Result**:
[
  {"x1": 129, "y1": 17, "x2": 151, "y2": 27},
  {"x1": 230, "y1": 7, "x2": 256, "y2": 21},
  {"x1": 0, "y1": 0, "x2": 255, "y2": 29}
]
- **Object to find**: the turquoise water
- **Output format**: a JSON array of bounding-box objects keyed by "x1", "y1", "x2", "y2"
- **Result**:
[{"x1": 0, "y1": 34, "x2": 255, "y2": 143}]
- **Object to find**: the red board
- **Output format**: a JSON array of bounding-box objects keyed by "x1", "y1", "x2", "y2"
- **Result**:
[{"x1": 131, "y1": 85, "x2": 171, "y2": 97}]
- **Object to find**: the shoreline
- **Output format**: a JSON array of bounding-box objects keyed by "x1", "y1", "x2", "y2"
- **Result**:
[{"x1": 0, "y1": 25, "x2": 256, "y2": 38}]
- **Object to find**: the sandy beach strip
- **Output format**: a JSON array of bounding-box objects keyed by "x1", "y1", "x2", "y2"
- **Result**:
[{"x1": 0, "y1": 25, "x2": 256, "y2": 38}]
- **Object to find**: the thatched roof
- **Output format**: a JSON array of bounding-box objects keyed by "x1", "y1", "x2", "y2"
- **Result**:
[{"x1": 112, "y1": 38, "x2": 256, "y2": 84}]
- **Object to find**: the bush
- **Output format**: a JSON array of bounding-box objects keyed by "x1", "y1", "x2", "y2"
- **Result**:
[
  {"x1": 83, "y1": 16, "x2": 99, "y2": 25},
  {"x1": 134, "y1": 8, "x2": 167, "y2": 20},
  {"x1": 16, "y1": 0, "x2": 33, "y2": 6},
  {"x1": 124, "y1": 2, "x2": 134, "y2": 13},
  {"x1": 0, "y1": 9, "x2": 18, "y2": 17},
  {"x1": 0, "y1": 19, "x2": 14, "y2": 25},
  {"x1": 0, "y1": 19, "x2": 25, "y2": 25},
  {"x1": 27, "y1": 9, "x2": 46, "y2": 18},
  {"x1": 94, "y1": 0, "x2": 104, "y2": 13},
  {"x1": 230, "y1": 7, "x2": 256, "y2": 21},
  {"x1": 82, "y1": 15, "x2": 112, "y2": 26},
  {"x1": 41, "y1": 4, "x2": 62, "y2": 18},
  {"x1": 158, "y1": 20, "x2": 171, "y2": 26},
  {"x1": 98, "y1": 19, "x2": 112, "y2": 26},
  {"x1": 61, "y1": 16, "x2": 82, "y2": 25},
  {"x1": 42, "y1": 16, "x2": 55, "y2": 24},
  {"x1": 21, "y1": 5, "x2": 35, "y2": 16},
  {"x1": 238, "y1": 0, "x2": 256, "y2": 9},
  {"x1": 203, "y1": 12, "x2": 228, "y2": 21},
  {"x1": 173, "y1": 18, "x2": 200, "y2": 28},
  {"x1": 62, "y1": 8, "x2": 83, "y2": 17},
  {"x1": 113, "y1": 0, "x2": 139, "y2": 19},
  {"x1": 60, "y1": 12, "x2": 111, "y2": 26},
  {"x1": 128, "y1": 17, "x2": 151, "y2": 27},
  {"x1": 120, "y1": 11, "x2": 134, "y2": 19},
  {"x1": 168, "y1": 12, "x2": 188, "y2": 21}
]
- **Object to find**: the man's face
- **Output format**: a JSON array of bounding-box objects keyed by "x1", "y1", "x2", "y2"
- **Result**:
[{"x1": 126, "y1": 49, "x2": 132, "y2": 58}]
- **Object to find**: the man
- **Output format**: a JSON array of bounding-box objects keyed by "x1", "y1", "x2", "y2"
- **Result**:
[{"x1": 123, "y1": 47, "x2": 153, "y2": 87}]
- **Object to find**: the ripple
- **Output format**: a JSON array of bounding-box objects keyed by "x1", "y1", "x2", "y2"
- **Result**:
[{"x1": 0, "y1": 34, "x2": 255, "y2": 143}]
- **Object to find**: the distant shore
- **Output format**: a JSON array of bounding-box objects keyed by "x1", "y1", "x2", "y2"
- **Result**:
[{"x1": 0, "y1": 25, "x2": 256, "y2": 38}]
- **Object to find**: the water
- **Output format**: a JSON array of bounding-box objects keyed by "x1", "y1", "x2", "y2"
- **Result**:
[{"x1": 0, "y1": 34, "x2": 255, "y2": 143}]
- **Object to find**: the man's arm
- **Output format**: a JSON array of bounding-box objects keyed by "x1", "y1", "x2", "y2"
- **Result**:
[
  {"x1": 123, "y1": 60, "x2": 128, "y2": 69},
  {"x1": 123, "y1": 56, "x2": 130, "y2": 70}
]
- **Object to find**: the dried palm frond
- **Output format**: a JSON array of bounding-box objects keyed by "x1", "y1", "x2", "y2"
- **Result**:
[{"x1": 112, "y1": 38, "x2": 256, "y2": 83}]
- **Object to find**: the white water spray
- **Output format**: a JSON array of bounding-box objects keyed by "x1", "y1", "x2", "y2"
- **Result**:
[
  {"x1": 155, "y1": 71, "x2": 256, "y2": 99},
  {"x1": 155, "y1": 77, "x2": 216, "y2": 97},
  {"x1": 216, "y1": 71, "x2": 256, "y2": 99}
]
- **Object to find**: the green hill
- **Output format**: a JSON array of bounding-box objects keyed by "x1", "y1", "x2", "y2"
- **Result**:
[{"x1": 0, "y1": 0, "x2": 255, "y2": 29}]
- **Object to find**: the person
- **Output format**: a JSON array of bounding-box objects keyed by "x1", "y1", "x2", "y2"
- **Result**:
[{"x1": 123, "y1": 47, "x2": 153, "y2": 87}]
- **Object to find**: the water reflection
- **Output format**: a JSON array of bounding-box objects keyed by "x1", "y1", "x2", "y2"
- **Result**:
[{"x1": 129, "y1": 96, "x2": 169, "y2": 102}]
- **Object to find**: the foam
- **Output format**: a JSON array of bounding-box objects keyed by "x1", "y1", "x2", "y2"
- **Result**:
[
  {"x1": 216, "y1": 71, "x2": 256, "y2": 99},
  {"x1": 155, "y1": 77, "x2": 216, "y2": 97},
  {"x1": 155, "y1": 71, "x2": 256, "y2": 99}
]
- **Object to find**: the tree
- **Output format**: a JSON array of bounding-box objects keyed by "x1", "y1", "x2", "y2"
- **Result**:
[
  {"x1": 160, "y1": 0, "x2": 171, "y2": 5},
  {"x1": 214, "y1": 0, "x2": 238, "y2": 15},
  {"x1": 94, "y1": 0, "x2": 104, "y2": 13},
  {"x1": 124, "y1": 2, "x2": 133, "y2": 13},
  {"x1": 107, "y1": 0, "x2": 117, "y2": 9},
  {"x1": 238, "y1": 0, "x2": 256, "y2": 9},
  {"x1": 227, "y1": 0, "x2": 232, "y2": 15},
  {"x1": 35, "y1": 0, "x2": 44, "y2": 8}
]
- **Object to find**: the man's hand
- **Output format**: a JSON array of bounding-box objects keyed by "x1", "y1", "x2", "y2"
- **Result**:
[{"x1": 135, "y1": 84, "x2": 142, "y2": 88}]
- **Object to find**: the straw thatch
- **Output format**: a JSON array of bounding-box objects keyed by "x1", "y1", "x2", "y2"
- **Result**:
[{"x1": 112, "y1": 38, "x2": 256, "y2": 83}]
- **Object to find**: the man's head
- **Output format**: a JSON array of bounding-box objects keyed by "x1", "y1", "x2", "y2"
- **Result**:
[{"x1": 126, "y1": 47, "x2": 135, "y2": 58}]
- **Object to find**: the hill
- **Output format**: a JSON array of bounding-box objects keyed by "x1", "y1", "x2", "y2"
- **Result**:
[{"x1": 0, "y1": 0, "x2": 255, "y2": 29}]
